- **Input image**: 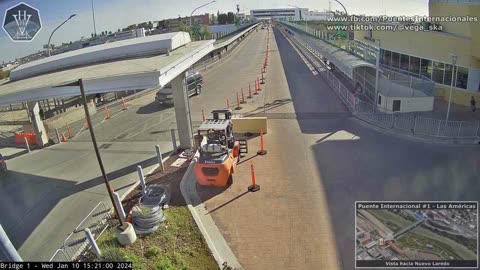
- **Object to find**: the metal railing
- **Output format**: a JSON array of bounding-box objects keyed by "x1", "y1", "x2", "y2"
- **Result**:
[
  {"x1": 279, "y1": 26, "x2": 480, "y2": 142},
  {"x1": 49, "y1": 201, "x2": 113, "y2": 262}
]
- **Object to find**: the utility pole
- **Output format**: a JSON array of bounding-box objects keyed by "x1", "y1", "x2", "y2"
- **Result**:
[{"x1": 91, "y1": 0, "x2": 97, "y2": 36}]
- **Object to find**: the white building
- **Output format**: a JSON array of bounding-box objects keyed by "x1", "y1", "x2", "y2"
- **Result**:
[
  {"x1": 250, "y1": 8, "x2": 333, "y2": 21},
  {"x1": 251, "y1": 8, "x2": 307, "y2": 21},
  {"x1": 306, "y1": 10, "x2": 334, "y2": 21}
]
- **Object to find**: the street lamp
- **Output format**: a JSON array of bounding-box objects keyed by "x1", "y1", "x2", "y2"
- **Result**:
[
  {"x1": 190, "y1": 1, "x2": 216, "y2": 26},
  {"x1": 333, "y1": 0, "x2": 348, "y2": 15},
  {"x1": 445, "y1": 54, "x2": 458, "y2": 123},
  {"x1": 91, "y1": 0, "x2": 97, "y2": 37},
  {"x1": 288, "y1": 4, "x2": 308, "y2": 32},
  {"x1": 374, "y1": 39, "x2": 381, "y2": 110},
  {"x1": 47, "y1": 14, "x2": 77, "y2": 56}
]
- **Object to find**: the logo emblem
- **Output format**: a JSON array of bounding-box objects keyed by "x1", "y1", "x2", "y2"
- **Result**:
[{"x1": 3, "y1": 2, "x2": 42, "y2": 42}]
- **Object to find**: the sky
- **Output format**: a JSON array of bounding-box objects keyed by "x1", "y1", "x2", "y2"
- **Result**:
[{"x1": 0, "y1": 0, "x2": 429, "y2": 63}]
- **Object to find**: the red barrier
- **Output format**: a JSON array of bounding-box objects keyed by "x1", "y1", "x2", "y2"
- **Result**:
[{"x1": 15, "y1": 133, "x2": 38, "y2": 146}]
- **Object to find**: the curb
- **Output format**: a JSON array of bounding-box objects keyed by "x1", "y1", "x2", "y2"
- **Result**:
[{"x1": 180, "y1": 153, "x2": 242, "y2": 270}]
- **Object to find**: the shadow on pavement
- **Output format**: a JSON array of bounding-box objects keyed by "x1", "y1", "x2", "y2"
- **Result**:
[
  {"x1": 244, "y1": 98, "x2": 292, "y2": 116},
  {"x1": 0, "y1": 155, "x2": 158, "y2": 257},
  {"x1": 206, "y1": 190, "x2": 249, "y2": 215},
  {"x1": 136, "y1": 101, "x2": 172, "y2": 115},
  {"x1": 2, "y1": 149, "x2": 28, "y2": 160}
]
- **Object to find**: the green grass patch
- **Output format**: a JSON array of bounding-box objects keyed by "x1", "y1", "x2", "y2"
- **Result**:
[{"x1": 92, "y1": 206, "x2": 218, "y2": 270}]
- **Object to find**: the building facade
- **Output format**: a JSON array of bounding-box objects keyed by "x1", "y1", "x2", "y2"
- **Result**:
[
  {"x1": 251, "y1": 8, "x2": 307, "y2": 21},
  {"x1": 251, "y1": 8, "x2": 333, "y2": 21},
  {"x1": 354, "y1": 0, "x2": 480, "y2": 106}
]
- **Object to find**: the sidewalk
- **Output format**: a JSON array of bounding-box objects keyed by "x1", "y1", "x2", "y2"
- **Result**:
[{"x1": 196, "y1": 27, "x2": 341, "y2": 270}]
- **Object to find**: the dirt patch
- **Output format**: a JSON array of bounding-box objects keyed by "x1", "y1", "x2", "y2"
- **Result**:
[{"x1": 122, "y1": 153, "x2": 189, "y2": 215}]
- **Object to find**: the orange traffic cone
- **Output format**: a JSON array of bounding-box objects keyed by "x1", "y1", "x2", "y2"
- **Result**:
[{"x1": 248, "y1": 162, "x2": 260, "y2": 192}]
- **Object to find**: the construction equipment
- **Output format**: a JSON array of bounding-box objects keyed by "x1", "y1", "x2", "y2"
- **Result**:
[{"x1": 194, "y1": 109, "x2": 247, "y2": 187}]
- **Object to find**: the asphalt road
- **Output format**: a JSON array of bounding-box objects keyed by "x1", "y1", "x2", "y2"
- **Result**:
[
  {"x1": 0, "y1": 29, "x2": 268, "y2": 261},
  {"x1": 273, "y1": 27, "x2": 480, "y2": 269}
]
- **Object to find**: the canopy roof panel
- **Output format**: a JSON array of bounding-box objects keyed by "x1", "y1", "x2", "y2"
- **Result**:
[{"x1": 0, "y1": 40, "x2": 215, "y2": 106}]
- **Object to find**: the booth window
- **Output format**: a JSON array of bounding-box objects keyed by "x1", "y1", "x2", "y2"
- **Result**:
[
  {"x1": 432, "y1": 61, "x2": 445, "y2": 84},
  {"x1": 393, "y1": 100, "x2": 401, "y2": 112},
  {"x1": 455, "y1": 67, "x2": 468, "y2": 90},
  {"x1": 420, "y1": 59, "x2": 432, "y2": 79}
]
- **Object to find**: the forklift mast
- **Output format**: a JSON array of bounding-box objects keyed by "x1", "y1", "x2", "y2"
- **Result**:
[{"x1": 211, "y1": 109, "x2": 232, "y2": 120}]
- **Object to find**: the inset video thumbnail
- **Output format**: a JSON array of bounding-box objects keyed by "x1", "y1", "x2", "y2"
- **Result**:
[{"x1": 355, "y1": 201, "x2": 478, "y2": 268}]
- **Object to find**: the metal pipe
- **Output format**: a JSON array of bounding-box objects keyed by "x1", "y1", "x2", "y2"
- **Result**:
[
  {"x1": 445, "y1": 54, "x2": 457, "y2": 123},
  {"x1": 84, "y1": 228, "x2": 101, "y2": 257},
  {"x1": 0, "y1": 224, "x2": 22, "y2": 261},
  {"x1": 78, "y1": 79, "x2": 125, "y2": 227}
]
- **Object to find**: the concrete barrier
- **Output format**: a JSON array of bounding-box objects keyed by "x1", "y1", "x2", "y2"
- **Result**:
[
  {"x1": 43, "y1": 101, "x2": 96, "y2": 130},
  {"x1": 232, "y1": 117, "x2": 267, "y2": 134}
]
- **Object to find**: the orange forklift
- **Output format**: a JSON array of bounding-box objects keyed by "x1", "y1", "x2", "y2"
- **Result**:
[{"x1": 194, "y1": 109, "x2": 248, "y2": 186}]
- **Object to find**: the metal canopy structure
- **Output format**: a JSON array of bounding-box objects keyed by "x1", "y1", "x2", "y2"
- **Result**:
[
  {"x1": 280, "y1": 22, "x2": 376, "y2": 79},
  {"x1": 11, "y1": 32, "x2": 192, "y2": 81},
  {"x1": 0, "y1": 40, "x2": 215, "y2": 106}
]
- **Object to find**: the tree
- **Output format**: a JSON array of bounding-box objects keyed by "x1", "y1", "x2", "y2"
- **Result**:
[
  {"x1": 201, "y1": 25, "x2": 212, "y2": 39},
  {"x1": 179, "y1": 23, "x2": 192, "y2": 35},
  {"x1": 218, "y1": 13, "x2": 228, "y2": 24},
  {"x1": 227, "y1": 12, "x2": 235, "y2": 24},
  {"x1": 117, "y1": 28, "x2": 121, "y2": 32},
  {"x1": 126, "y1": 24, "x2": 137, "y2": 30},
  {"x1": 108, "y1": 31, "x2": 112, "y2": 35}
]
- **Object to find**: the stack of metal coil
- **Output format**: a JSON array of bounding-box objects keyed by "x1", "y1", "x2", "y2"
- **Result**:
[{"x1": 131, "y1": 184, "x2": 169, "y2": 234}]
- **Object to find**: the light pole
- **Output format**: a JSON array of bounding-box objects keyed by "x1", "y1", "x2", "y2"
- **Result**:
[
  {"x1": 47, "y1": 14, "x2": 76, "y2": 56},
  {"x1": 91, "y1": 0, "x2": 97, "y2": 36},
  {"x1": 445, "y1": 54, "x2": 458, "y2": 123},
  {"x1": 333, "y1": 0, "x2": 348, "y2": 15},
  {"x1": 374, "y1": 39, "x2": 381, "y2": 110},
  {"x1": 190, "y1": 1, "x2": 216, "y2": 26},
  {"x1": 288, "y1": 5, "x2": 307, "y2": 32},
  {"x1": 77, "y1": 79, "x2": 126, "y2": 229}
]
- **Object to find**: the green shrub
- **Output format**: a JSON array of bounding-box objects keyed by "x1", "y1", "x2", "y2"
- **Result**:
[
  {"x1": 153, "y1": 257, "x2": 174, "y2": 270},
  {"x1": 145, "y1": 246, "x2": 161, "y2": 258},
  {"x1": 99, "y1": 248, "x2": 126, "y2": 261},
  {"x1": 0, "y1": 70, "x2": 10, "y2": 80}
]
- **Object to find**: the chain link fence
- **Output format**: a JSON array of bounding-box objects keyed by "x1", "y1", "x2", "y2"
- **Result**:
[{"x1": 280, "y1": 25, "x2": 480, "y2": 142}]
